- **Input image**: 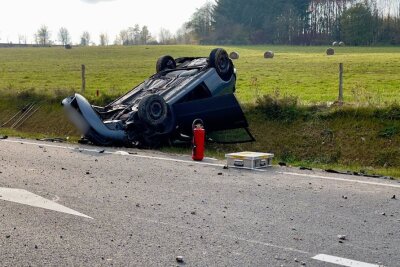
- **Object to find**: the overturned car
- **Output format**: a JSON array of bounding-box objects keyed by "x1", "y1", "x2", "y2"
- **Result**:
[{"x1": 62, "y1": 48, "x2": 254, "y2": 147}]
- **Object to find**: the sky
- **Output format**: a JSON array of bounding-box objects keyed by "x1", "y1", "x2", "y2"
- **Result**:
[{"x1": 0, "y1": 0, "x2": 212, "y2": 44}]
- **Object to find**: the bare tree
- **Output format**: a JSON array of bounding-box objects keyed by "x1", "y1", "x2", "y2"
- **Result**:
[
  {"x1": 176, "y1": 24, "x2": 194, "y2": 44},
  {"x1": 119, "y1": 30, "x2": 129, "y2": 45},
  {"x1": 113, "y1": 35, "x2": 121, "y2": 45},
  {"x1": 99, "y1": 33, "x2": 109, "y2": 46},
  {"x1": 18, "y1": 34, "x2": 27, "y2": 44},
  {"x1": 58, "y1": 27, "x2": 71, "y2": 45},
  {"x1": 159, "y1": 28, "x2": 174, "y2": 44},
  {"x1": 34, "y1": 25, "x2": 51, "y2": 46},
  {"x1": 80, "y1": 31, "x2": 91, "y2": 46},
  {"x1": 126, "y1": 25, "x2": 140, "y2": 45}
]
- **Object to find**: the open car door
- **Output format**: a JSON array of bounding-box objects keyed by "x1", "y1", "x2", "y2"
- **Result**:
[{"x1": 173, "y1": 94, "x2": 255, "y2": 143}]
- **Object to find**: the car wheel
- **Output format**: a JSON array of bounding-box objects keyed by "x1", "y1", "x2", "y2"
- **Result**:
[
  {"x1": 138, "y1": 94, "x2": 168, "y2": 127},
  {"x1": 209, "y1": 48, "x2": 234, "y2": 81},
  {"x1": 156, "y1": 55, "x2": 176, "y2": 72}
]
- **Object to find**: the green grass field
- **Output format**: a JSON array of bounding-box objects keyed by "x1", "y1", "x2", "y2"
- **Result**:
[
  {"x1": 1, "y1": 45, "x2": 399, "y2": 104},
  {"x1": 1, "y1": 45, "x2": 400, "y2": 177}
]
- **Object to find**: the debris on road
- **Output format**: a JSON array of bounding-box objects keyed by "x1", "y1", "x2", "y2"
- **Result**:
[
  {"x1": 325, "y1": 169, "x2": 395, "y2": 180},
  {"x1": 392, "y1": 195, "x2": 396, "y2": 199},
  {"x1": 115, "y1": 151, "x2": 130, "y2": 156},
  {"x1": 337, "y1": 235, "x2": 347, "y2": 240},
  {"x1": 37, "y1": 137, "x2": 66, "y2": 143},
  {"x1": 176, "y1": 256, "x2": 184, "y2": 263}
]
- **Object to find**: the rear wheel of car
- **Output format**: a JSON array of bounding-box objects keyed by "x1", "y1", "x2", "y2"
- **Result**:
[
  {"x1": 156, "y1": 55, "x2": 176, "y2": 72},
  {"x1": 209, "y1": 48, "x2": 234, "y2": 81},
  {"x1": 138, "y1": 94, "x2": 168, "y2": 127}
]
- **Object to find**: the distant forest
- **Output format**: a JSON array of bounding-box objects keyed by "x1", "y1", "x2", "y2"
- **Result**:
[
  {"x1": 184, "y1": 0, "x2": 400, "y2": 45},
  {"x1": 4, "y1": 0, "x2": 399, "y2": 47}
]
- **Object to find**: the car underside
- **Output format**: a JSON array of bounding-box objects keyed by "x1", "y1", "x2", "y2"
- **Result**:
[{"x1": 62, "y1": 48, "x2": 254, "y2": 147}]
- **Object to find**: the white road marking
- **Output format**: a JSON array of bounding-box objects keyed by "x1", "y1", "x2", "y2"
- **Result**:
[
  {"x1": 2, "y1": 139, "x2": 399, "y2": 189},
  {"x1": 279, "y1": 171, "x2": 400, "y2": 189},
  {"x1": 1, "y1": 139, "x2": 225, "y2": 168},
  {"x1": 312, "y1": 254, "x2": 381, "y2": 267},
  {"x1": 133, "y1": 216, "x2": 309, "y2": 254},
  {"x1": 0, "y1": 188, "x2": 92, "y2": 219}
]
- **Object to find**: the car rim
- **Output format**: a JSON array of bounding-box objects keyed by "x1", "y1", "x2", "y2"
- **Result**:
[
  {"x1": 218, "y1": 53, "x2": 229, "y2": 73},
  {"x1": 149, "y1": 101, "x2": 163, "y2": 120},
  {"x1": 167, "y1": 60, "x2": 174, "y2": 69}
]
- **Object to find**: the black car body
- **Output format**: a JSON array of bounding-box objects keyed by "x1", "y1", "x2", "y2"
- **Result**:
[{"x1": 62, "y1": 48, "x2": 253, "y2": 147}]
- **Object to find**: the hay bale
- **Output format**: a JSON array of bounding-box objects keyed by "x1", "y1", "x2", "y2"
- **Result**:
[
  {"x1": 264, "y1": 51, "x2": 274, "y2": 59},
  {"x1": 65, "y1": 44, "x2": 72, "y2": 49},
  {"x1": 229, "y1": 51, "x2": 240, "y2": 60},
  {"x1": 326, "y1": 47, "x2": 335, "y2": 56},
  {"x1": 339, "y1": 41, "x2": 345, "y2": 47},
  {"x1": 332, "y1": 41, "x2": 338, "y2": 46}
]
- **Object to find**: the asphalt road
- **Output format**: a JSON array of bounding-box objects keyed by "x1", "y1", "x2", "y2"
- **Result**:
[{"x1": 0, "y1": 138, "x2": 399, "y2": 266}]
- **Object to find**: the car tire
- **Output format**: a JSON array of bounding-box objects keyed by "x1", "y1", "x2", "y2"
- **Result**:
[
  {"x1": 209, "y1": 48, "x2": 234, "y2": 81},
  {"x1": 138, "y1": 94, "x2": 168, "y2": 127},
  {"x1": 156, "y1": 55, "x2": 176, "y2": 72}
]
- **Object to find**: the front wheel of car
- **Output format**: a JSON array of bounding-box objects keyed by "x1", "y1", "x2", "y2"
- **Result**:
[
  {"x1": 209, "y1": 48, "x2": 234, "y2": 81},
  {"x1": 138, "y1": 94, "x2": 168, "y2": 127},
  {"x1": 156, "y1": 55, "x2": 176, "y2": 72}
]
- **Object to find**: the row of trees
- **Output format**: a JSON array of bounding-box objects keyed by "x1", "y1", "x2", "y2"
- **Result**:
[
  {"x1": 31, "y1": 24, "x2": 194, "y2": 46},
  {"x1": 33, "y1": 25, "x2": 97, "y2": 46},
  {"x1": 20, "y1": 0, "x2": 400, "y2": 47},
  {"x1": 31, "y1": 24, "x2": 188, "y2": 46},
  {"x1": 186, "y1": 0, "x2": 400, "y2": 45}
]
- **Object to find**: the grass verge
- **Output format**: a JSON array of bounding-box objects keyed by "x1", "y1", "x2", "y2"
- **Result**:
[{"x1": 1, "y1": 91, "x2": 399, "y2": 178}]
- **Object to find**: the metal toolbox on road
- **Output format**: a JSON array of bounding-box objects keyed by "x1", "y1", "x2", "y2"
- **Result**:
[{"x1": 225, "y1": 152, "x2": 274, "y2": 169}]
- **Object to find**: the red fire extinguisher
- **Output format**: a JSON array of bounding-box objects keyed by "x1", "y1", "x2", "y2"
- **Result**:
[{"x1": 192, "y1": 119, "x2": 205, "y2": 161}]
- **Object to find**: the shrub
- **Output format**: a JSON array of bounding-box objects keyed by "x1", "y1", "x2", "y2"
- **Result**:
[
  {"x1": 255, "y1": 92, "x2": 301, "y2": 122},
  {"x1": 374, "y1": 103, "x2": 400, "y2": 120},
  {"x1": 378, "y1": 126, "x2": 400, "y2": 138}
]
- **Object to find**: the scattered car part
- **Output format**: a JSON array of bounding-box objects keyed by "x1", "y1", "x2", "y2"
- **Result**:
[
  {"x1": 62, "y1": 48, "x2": 254, "y2": 147},
  {"x1": 36, "y1": 137, "x2": 67, "y2": 143}
]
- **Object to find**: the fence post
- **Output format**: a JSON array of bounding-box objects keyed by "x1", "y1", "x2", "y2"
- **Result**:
[
  {"x1": 338, "y1": 63, "x2": 343, "y2": 105},
  {"x1": 81, "y1": 64, "x2": 86, "y2": 93}
]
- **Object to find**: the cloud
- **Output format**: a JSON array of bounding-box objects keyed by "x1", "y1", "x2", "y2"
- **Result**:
[{"x1": 81, "y1": 0, "x2": 116, "y2": 4}]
